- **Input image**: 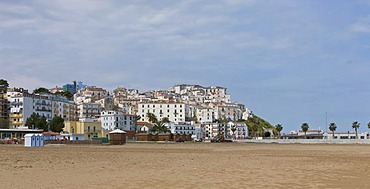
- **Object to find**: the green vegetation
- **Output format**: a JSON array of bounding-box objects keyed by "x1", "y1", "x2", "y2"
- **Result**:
[
  {"x1": 329, "y1": 122, "x2": 337, "y2": 137},
  {"x1": 55, "y1": 90, "x2": 73, "y2": 100},
  {"x1": 25, "y1": 113, "x2": 47, "y2": 131},
  {"x1": 0, "y1": 79, "x2": 9, "y2": 87},
  {"x1": 301, "y1": 123, "x2": 309, "y2": 139},
  {"x1": 275, "y1": 124, "x2": 283, "y2": 138},
  {"x1": 245, "y1": 115, "x2": 275, "y2": 137},
  {"x1": 49, "y1": 116, "x2": 65, "y2": 133},
  {"x1": 146, "y1": 113, "x2": 170, "y2": 133},
  {"x1": 352, "y1": 121, "x2": 360, "y2": 139},
  {"x1": 33, "y1": 87, "x2": 50, "y2": 94},
  {"x1": 0, "y1": 118, "x2": 10, "y2": 129}
]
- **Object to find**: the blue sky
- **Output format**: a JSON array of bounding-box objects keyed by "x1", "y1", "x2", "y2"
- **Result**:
[{"x1": 1, "y1": 0, "x2": 370, "y2": 133}]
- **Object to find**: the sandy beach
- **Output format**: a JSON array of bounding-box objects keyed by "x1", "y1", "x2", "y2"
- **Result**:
[{"x1": 1, "y1": 142, "x2": 369, "y2": 189}]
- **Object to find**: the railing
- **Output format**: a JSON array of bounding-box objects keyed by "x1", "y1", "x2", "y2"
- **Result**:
[
  {"x1": 85, "y1": 129, "x2": 101, "y2": 133},
  {"x1": 35, "y1": 108, "x2": 51, "y2": 112},
  {"x1": 11, "y1": 101, "x2": 23, "y2": 105},
  {"x1": 10, "y1": 114, "x2": 22, "y2": 118}
]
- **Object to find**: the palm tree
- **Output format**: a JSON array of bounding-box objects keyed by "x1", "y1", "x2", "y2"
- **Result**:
[
  {"x1": 301, "y1": 123, "x2": 309, "y2": 139},
  {"x1": 368, "y1": 122, "x2": 370, "y2": 139},
  {"x1": 146, "y1": 113, "x2": 157, "y2": 123},
  {"x1": 161, "y1": 117, "x2": 170, "y2": 123},
  {"x1": 328, "y1": 122, "x2": 337, "y2": 138},
  {"x1": 275, "y1": 124, "x2": 283, "y2": 138},
  {"x1": 352, "y1": 121, "x2": 360, "y2": 139},
  {"x1": 231, "y1": 125, "x2": 237, "y2": 139}
]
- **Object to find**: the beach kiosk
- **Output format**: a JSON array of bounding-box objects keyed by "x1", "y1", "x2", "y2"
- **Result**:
[{"x1": 109, "y1": 129, "x2": 126, "y2": 145}]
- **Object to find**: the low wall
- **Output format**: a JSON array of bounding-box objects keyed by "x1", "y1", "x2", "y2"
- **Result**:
[
  {"x1": 45, "y1": 140, "x2": 103, "y2": 145},
  {"x1": 234, "y1": 139, "x2": 370, "y2": 144}
]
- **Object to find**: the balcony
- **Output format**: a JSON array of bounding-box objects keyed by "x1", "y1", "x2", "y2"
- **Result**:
[
  {"x1": 35, "y1": 107, "x2": 52, "y2": 112},
  {"x1": 85, "y1": 129, "x2": 101, "y2": 133},
  {"x1": 11, "y1": 101, "x2": 23, "y2": 105},
  {"x1": 11, "y1": 121, "x2": 22, "y2": 125},
  {"x1": 10, "y1": 114, "x2": 22, "y2": 118}
]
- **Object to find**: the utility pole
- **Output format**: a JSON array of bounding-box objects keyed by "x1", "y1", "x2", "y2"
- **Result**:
[{"x1": 325, "y1": 112, "x2": 328, "y2": 139}]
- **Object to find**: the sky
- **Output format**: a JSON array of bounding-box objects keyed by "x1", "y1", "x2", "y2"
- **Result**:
[{"x1": 1, "y1": 0, "x2": 370, "y2": 133}]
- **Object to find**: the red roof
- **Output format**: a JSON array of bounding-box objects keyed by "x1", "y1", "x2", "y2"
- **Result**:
[{"x1": 42, "y1": 131, "x2": 60, "y2": 135}]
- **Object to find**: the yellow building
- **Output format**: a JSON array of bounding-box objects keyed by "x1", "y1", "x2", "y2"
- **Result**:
[{"x1": 64, "y1": 120, "x2": 109, "y2": 140}]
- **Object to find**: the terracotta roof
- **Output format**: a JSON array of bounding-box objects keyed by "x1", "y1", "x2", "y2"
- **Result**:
[
  {"x1": 42, "y1": 131, "x2": 60, "y2": 135},
  {"x1": 137, "y1": 121, "x2": 153, "y2": 126}
]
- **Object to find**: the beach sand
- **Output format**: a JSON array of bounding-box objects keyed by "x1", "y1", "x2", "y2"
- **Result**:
[{"x1": 0, "y1": 142, "x2": 369, "y2": 189}]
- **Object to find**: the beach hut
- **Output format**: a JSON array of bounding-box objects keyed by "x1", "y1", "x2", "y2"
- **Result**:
[
  {"x1": 24, "y1": 134, "x2": 34, "y2": 147},
  {"x1": 109, "y1": 129, "x2": 126, "y2": 145},
  {"x1": 38, "y1": 134, "x2": 44, "y2": 147}
]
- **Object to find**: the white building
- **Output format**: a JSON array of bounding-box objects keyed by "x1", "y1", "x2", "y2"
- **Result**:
[
  {"x1": 77, "y1": 103, "x2": 101, "y2": 119},
  {"x1": 100, "y1": 110, "x2": 135, "y2": 131},
  {"x1": 138, "y1": 102, "x2": 186, "y2": 124},
  {"x1": 7, "y1": 89, "x2": 34, "y2": 128},
  {"x1": 324, "y1": 132, "x2": 369, "y2": 139},
  {"x1": 167, "y1": 122, "x2": 196, "y2": 135},
  {"x1": 200, "y1": 122, "x2": 248, "y2": 139},
  {"x1": 7, "y1": 88, "x2": 78, "y2": 128},
  {"x1": 49, "y1": 95, "x2": 78, "y2": 122}
]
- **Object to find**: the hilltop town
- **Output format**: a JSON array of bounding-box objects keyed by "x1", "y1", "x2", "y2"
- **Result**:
[{"x1": 1, "y1": 79, "x2": 257, "y2": 141}]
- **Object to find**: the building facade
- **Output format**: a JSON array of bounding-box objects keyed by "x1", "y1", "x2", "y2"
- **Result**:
[
  {"x1": 138, "y1": 102, "x2": 186, "y2": 124},
  {"x1": 100, "y1": 110, "x2": 135, "y2": 131}
]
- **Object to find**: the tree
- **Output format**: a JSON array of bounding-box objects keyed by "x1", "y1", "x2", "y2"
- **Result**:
[
  {"x1": 161, "y1": 117, "x2": 170, "y2": 123},
  {"x1": 301, "y1": 123, "x2": 309, "y2": 139},
  {"x1": 33, "y1": 87, "x2": 50, "y2": 94},
  {"x1": 55, "y1": 90, "x2": 73, "y2": 100},
  {"x1": 25, "y1": 113, "x2": 47, "y2": 131},
  {"x1": 328, "y1": 122, "x2": 337, "y2": 138},
  {"x1": 146, "y1": 113, "x2": 157, "y2": 123},
  {"x1": 0, "y1": 118, "x2": 10, "y2": 129},
  {"x1": 352, "y1": 121, "x2": 360, "y2": 139},
  {"x1": 150, "y1": 120, "x2": 170, "y2": 134},
  {"x1": 245, "y1": 115, "x2": 274, "y2": 137},
  {"x1": 0, "y1": 79, "x2": 9, "y2": 87},
  {"x1": 231, "y1": 125, "x2": 237, "y2": 139},
  {"x1": 275, "y1": 124, "x2": 283, "y2": 138},
  {"x1": 49, "y1": 116, "x2": 64, "y2": 133}
]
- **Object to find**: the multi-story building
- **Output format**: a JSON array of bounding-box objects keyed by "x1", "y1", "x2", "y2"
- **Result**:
[
  {"x1": 33, "y1": 94, "x2": 53, "y2": 121},
  {"x1": 8, "y1": 88, "x2": 36, "y2": 128},
  {"x1": 100, "y1": 110, "x2": 135, "y2": 131},
  {"x1": 167, "y1": 122, "x2": 196, "y2": 135},
  {"x1": 74, "y1": 86, "x2": 107, "y2": 103},
  {"x1": 62, "y1": 81, "x2": 86, "y2": 95},
  {"x1": 0, "y1": 83, "x2": 9, "y2": 124},
  {"x1": 50, "y1": 95, "x2": 78, "y2": 122},
  {"x1": 64, "y1": 118, "x2": 105, "y2": 140},
  {"x1": 77, "y1": 103, "x2": 101, "y2": 119},
  {"x1": 7, "y1": 88, "x2": 79, "y2": 128},
  {"x1": 138, "y1": 102, "x2": 186, "y2": 124},
  {"x1": 96, "y1": 96, "x2": 114, "y2": 111},
  {"x1": 200, "y1": 122, "x2": 248, "y2": 139}
]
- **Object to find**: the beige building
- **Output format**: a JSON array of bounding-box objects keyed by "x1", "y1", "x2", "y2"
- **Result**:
[{"x1": 64, "y1": 119, "x2": 109, "y2": 140}]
